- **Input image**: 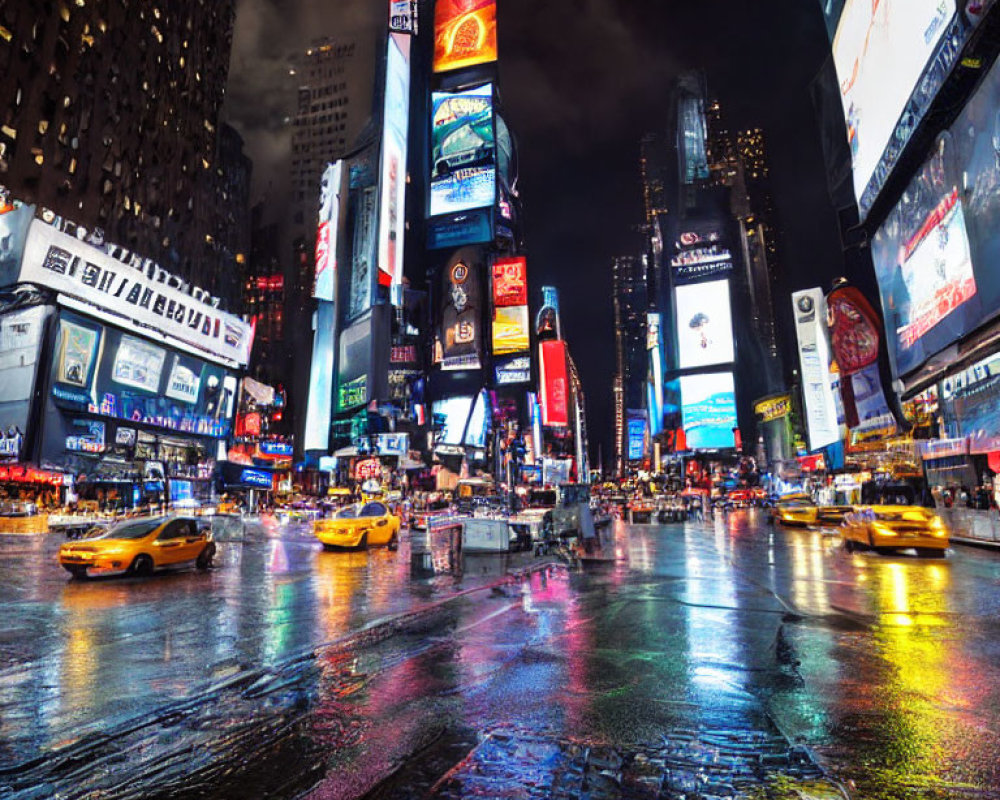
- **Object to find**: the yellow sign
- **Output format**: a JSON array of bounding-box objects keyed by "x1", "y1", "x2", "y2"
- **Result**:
[
  {"x1": 754, "y1": 394, "x2": 792, "y2": 423},
  {"x1": 492, "y1": 305, "x2": 529, "y2": 355}
]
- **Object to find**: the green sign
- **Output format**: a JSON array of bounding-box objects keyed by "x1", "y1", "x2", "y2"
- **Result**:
[{"x1": 338, "y1": 375, "x2": 367, "y2": 411}]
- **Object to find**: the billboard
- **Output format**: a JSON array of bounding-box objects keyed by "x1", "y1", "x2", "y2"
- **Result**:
[
  {"x1": 303, "y1": 301, "x2": 335, "y2": 451},
  {"x1": 536, "y1": 285, "x2": 561, "y2": 339},
  {"x1": 433, "y1": 395, "x2": 473, "y2": 445},
  {"x1": 440, "y1": 248, "x2": 482, "y2": 370},
  {"x1": 871, "y1": 134, "x2": 977, "y2": 377},
  {"x1": 754, "y1": 394, "x2": 792, "y2": 423},
  {"x1": 315, "y1": 161, "x2": 343, "y2": 302},
  {"x1": 674, "y1": 279, "x2": 735, "y2": 369},
  {"x1": 0, "y1": 203, "x2": 34, "y2": 285},
  {"x1": 492, "y1": 305, "x2": 529, "y2": 355},
  {"x1": 433, "y1": 0, "x2": 497, "y2": 73},
  {"x1": 679, "y1": 372, "x2": 737, "y2": 451},
  {"x1": 679, "y1": 95, "x2": 709, "y2": 184},
  {"x1": 465, "y1": 391, "x2": 489, "y2": 448},
  {"x1": 494, "y1": 354, "x2": 531, "y2": 385},
  {"x1": 792, "y1": 289, "x2": 840, "y2": 451},
  {"x1": 539, "y1": 339, "x2": 569, "y2": 427},
  {"x1": 830, "y1": 0, "x2": 957, "y2": 213},
  {"x1": 20, "y1": 220, "x2": 252, "y2": 367},
  {"x1": 430, "y1": 85, "x2": 496, "y2": 217},
  {"x1": 51, "y1": 311, "x2": 237, "y2": 439},
  {"x1": 377, "y1": 36, "x2": 410, "y2": 298},
  {"x1": 347, "y1": 184, "x2": 377, "y2": 321},
  {"x1": 626, "y1": 409, "x2": 646, "y2": 462},
  {"x1": 337, "y1": 314, "x2": 372, "y2": 412},
  {"x1": 389, "y1": 0, "x2": 415, "y2": 33},
  {"x1": 492, "y1": 256, "x2": 527, "y2": 306}
]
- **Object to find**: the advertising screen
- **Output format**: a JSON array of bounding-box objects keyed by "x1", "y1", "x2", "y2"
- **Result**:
[
  {"x1": 51, "y1": 312, "x2": 237, "y2": 439},
  {"x1": 626, "y1": 410, "x2": 646, "y2": 462},
  {"x1": 303, "y1": 301, "x2": 335, "y2": 451},
  {"x1": 0, "y1": 204, "x2": 34, "y2": 286},
  {"x1": 679, "y1": 95, "x2": 709, "y2": 184},
  {"x1": 378, "y1": 36, "x2": 410, "y2": 298},
  {"x1": 494, "y1": 354, "x2": 531, "y2": 385},
  {"x1": 831, "y1": 0, "x2": 955, "y2": 212},
  {"x1": 492, "y1": 256, "x2": 527, "y2": 306},
  {"x1": 674, "y1": 279, "x2": 735, "y2": 369},
  {"x1": 440, "y1": 248, "x2": 482, "y2": 370},
  {"x1": 465, "y1": 391, "x2": 489, "y2": 448},
  {"x1": 539, "y1": 339, "x2": 569, "y2": 427},
  {"x1": 792, "y1": 289, "x2": 840, "y2": 451},
  {"x1": 492, "y1": 305, "x2": 529, "y2": 355},
  {"x1": 871, "y1": 134, "x2": 977, "y2": 377},
  {"x1": 315, "y1": 162, "x2": 343, "y2": 303},
  {"x1": 430, "y1": 85, "x2": 496, "y2": 217},
  {"x1": 680, "y1": 372, "x2": 737, "y2": 451},
  {"x1": 347, "y1": 183, "x2": 377, "y2": 321},
  {"x1": 433, "y1": 396, "x2": 473, "y2": 445},
  {"x1": 0, "y1": 305, "x2": 49, "y2": 457},
  {"x1": 337, "y1": 314, "x2": 372, "y2": 412},
  {"x1": 433, "y1": 0, "x2": 497, "y2": 73}
]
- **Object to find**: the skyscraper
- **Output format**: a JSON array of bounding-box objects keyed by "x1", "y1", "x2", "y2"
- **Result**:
[
  {"x1": 0, "y1": 1, "x2": 247, "y2": 307},
  {"x1": 612, "y1": 255, "x2": 648, "y2": 474}
]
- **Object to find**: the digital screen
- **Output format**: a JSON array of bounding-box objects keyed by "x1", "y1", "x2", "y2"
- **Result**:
[
  {"x1": 871, "y1": 134, "x2": 977, "y2": 377},
  {"x1": 433, "y1": 0, "x2": 497, "y2": 73},
  {"x1": 465, "y1": 391, "x2": 489, "y2": 448},
  {"x1": 377, "y1": 36, "x2": 410, "y2": 296},
  {"x1": 51, "y1": 311, "x2": 237, "y2": 439},
  {"x1": 430, "y1": 85, "x2": 496, "y2": 217},
  {"x1": 792, "y1": 289, "x2": 840, "y2": 451},
  {"x1": 492, "y1": 305, "x2": 530, "y2": 355},
  {"x1": 539, "y1": 339, "x2": 569, "y2": 427},
  {"x1": 680, "y1": 372, "x2": 737, "y2": 451},
  {"x1": 315, "y1": 162, "x2": 342, "y2": 302},
  {"x1": 338, "y1": 314, "x2": 372, "y2": 412},
  {"x1": 0, "y1": 305, "x2": 49, "y2": 457},
  {"x1": 304, "y1": 301, "x2": 335, "y2": 451},
  {"x1": 492, "y1": 256, "x2": 527, "y2": 306},
  {"x1": 626, "y1": 410, "x2": 646, "y2": 462},
  {"x1": 674, "y1": 279, "x2": 735, "y2": 369},
  {"x1": 433, "y1": 396, "x2": 473, "y2": 445},
  {"x1": 679, "y1": 95, "x2": 709, "y2": 183},
  {"x1": 831, "y1": 0, "x2": 955, "y2": 211}
]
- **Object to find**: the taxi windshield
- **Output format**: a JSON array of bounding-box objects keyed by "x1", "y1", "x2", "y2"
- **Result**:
[
  {"x1": 92, "y1": 517, "x2": 165, "y2": 540},
  {"x1": 334, "y1": 505, "x2": 360, "y2": 520}
]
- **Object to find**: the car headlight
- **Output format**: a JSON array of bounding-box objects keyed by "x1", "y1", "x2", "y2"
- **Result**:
[
  {"x1": 929, "y1": 516, "x2": 948, "y2": 537},
  {"x1": 872, "y1": 523, "x2": 897, "y2": 537}
]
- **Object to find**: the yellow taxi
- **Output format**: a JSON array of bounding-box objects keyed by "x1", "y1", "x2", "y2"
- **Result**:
[
  {"x1": 841, "y1": 505, "x2": 949, "y2": 556},
  {"x1": 58, "y1": 516, "x2": 216, "y2": 579},
  {"x1": 314, "y1": 500, "x2": 401, "y2": 551},
  {"x1": 771, "y1": 493, "x2": 819, "y2": 526}
]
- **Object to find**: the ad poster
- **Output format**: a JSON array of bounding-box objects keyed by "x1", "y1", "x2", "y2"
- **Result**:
[
  {"x1": 337, "y1": 314, "x2": 373, "y2": 412},
  {"x1": 831, "y1": 0, "x2": 955, "y2": 209},
  {"x1": 872, "y1": 135, "x2": 978, "y2": 377},
  {"x1": 440, "y1": 248, "x2": 482, "y2": 369},
  {"x1": 433, "y1": 396, "x2": 473, "y2": 445},
  {"x1": 430, "y1": 85, "x2": 496, "y2": 217},
  {"x1": 57, "y1": 319, "x2": 100, "y2": 391},
  {"x1": 492, "y1": 256, "x2": 527, "y2": 306},
  {"x1": 377, "y1": 36, "x2": 410, "y2": 297},
  {"x1": 315, "y1": 161, "x2": 343, "y2": 303},
  {"x1": 112, "y1": 335, "x2": 166, "y2": 393},
  {"x1": 674, "y1": 279, "x2": 735, "y2": 369},
  {"x1": 792, "y1": 289, "x2": 840, "y2": 452},
  {"x1": 164, "y1": 355, "x2": 203, "y2": 404},
  {"x1": 626, "y1": 409, "x2": 646, "y2": 462},
  {"x1": 492, "y1": 305, "x2": 529, "y2": 355},
  {"x1": 539, "y1": 339, "x2": 569, "y2": 427},
  {"x1": 679, "y1": 372, "x2": 737, "y2": 451},
  {"x1": 433, "y1": 0, "x2": 497, "y2": 73},
  {"x1": 0, "y1": 305, "x2": 49, "y2": 456},
  {"x1": 348, "y1": 185, "x2": 378, "y2": 321},
  {"x1": 303, "y1": 301, "x2": 335, "y2": 451}
]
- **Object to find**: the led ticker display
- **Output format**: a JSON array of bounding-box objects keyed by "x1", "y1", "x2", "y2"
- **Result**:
[
  {"x1": 831, "y1": 0, "x2": 956, "y2": 214},
  {"x1": 492, "y1": 256, "x2": 527, "y2": 306},
  {"x1": 674, "y1": 279, "x2": 735, "y2": 370},
  {"x1": 680, "y1": 372, "x2": 737, "y2": 451},
  {"x1": 871, "y1": 134, "x2": 977, "y2": 378},
  {"x1": 492, "y1": 305, "x2": 529, "y2": 355},
  {"x1": 433, "y1": 0, "x2": 497, "y2": 73},
  {"x1": 430, "y1": 85, "x2": 496, "y2": 217}
]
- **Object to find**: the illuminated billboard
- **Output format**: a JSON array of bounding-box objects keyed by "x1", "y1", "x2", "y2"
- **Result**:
[
  {"x1": 871, "y1": 134, "x2": 977, "y2": 377},
  {"x1": 433, "y1": 0, "x2": 497, "y2": 73},
  {"x1": 315, "y1": 162, "x2": 343, "y2": 302},
  {"x1": 433, "y1": 395, "x2": 473, "y2": 445},
  {"x1": 377, "y1": 35, "x2": 410, "y2": 299},
  {"x1": 303, "y1": 302, "x2": 335, "y2": 451},
  {"x1": 792, "y1": 289, "x2": 840, "y2": 451},
  {"x1": 679, "y1": 372, "x2": 737, "y2": 451},
  {"x1": 674, "y1": 279, "x2": 735, "y2": 370},
  {"x1": 430, "y1": 85, "x2": 496, "y2": 217},
  {"x1": 440, "y1": 248, "x2": 482, "y2": 370},
  {"x1": 337, "y1": 314, "x2": 372, "y2": 412},
  {"x1": 539, "y1": 339, "x2": 569, "y2": 427},
  {"x1": 626, "y1": 410, "x2": 646, "y2": 462},
  {"x1": 831, "y1": 0, "x2": 957, "y2": 214},
  {"x1": 492, "y1": 305, "x2": 529, "y2": 355},
  {"x1": 492, "y1": 256, "x2": 527, "y2": 306}
]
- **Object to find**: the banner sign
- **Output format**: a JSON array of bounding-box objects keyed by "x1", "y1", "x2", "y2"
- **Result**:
[
  {"x1": 441, "y1": 248, "x2": 482, "y2": 367},
  {"x1": 315, "y1": 161, "x2": 343, "y2": 302},
  {"x1": 20, "y1": 220, "x2": 251, "y2": 366},
  {"x1": 492, "y1": 257, "x2": 527, "y2": 307},
  {"x1": 389, "y1": 0, "x2": 416, "y2": 33},
  {"x1": 539, "y1": 339, "x2": 569, "y2": 427},
  {"x1": 377, "y1": 36, "x2": 410, "y2": 298},
  {"x1": 494, "y1": 354, "x2": 531, "y2": 385},
  {"x1": 754, "y1": 394, "x2": 792, "y2": 423},
  {"x1": 792, "y1": 289, "x2": 840, "y2": 452},
  {"x1": 492, "y1": 305, "x2": 530, "y2": 355}
]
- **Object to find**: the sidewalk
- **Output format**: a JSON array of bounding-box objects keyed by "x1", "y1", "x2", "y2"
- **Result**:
[{"x1": 938, "y1": 506, "x2": 1000, "y2": 550}]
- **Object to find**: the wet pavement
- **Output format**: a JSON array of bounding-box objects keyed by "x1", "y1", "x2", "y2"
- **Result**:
[{"x1": 1, "y1": 510, "x2": 1000, "y2": 798}]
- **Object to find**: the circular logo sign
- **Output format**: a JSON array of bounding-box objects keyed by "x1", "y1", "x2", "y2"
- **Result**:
[{"x1": 450, "y1": 262, "x2": 469, "y2": 284}]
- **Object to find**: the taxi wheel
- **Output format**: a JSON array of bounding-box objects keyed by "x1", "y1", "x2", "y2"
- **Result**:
[
  {"x1": 196, "y1": 543, "x2": 216, "y2": 570},
  {"x1": 916, "y1": 548, "x2": 946, "y2": 558},
  {"x1": 356, "y1": 532, "x2": 368, "y2": 551},
  {"x1": 68, "y1": 566, "x2": 89, "y2": 580},
  {"x1": 844, "y1": 538, "x2": 855, "y2": 552},
  {"x1": 130, "y1": 554, "x2": 154, "y2": 576},
  {"x1": 387, "y1": 533, "x2": 399, "y2": 551}
]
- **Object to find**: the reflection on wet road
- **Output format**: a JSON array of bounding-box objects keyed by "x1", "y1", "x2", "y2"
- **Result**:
[{"x1": 2, "y1": 510, "x2": 1000, "y2": 798}]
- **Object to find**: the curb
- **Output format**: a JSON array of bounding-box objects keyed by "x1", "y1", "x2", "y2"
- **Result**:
[{"x1": 949, "y1": 535, "x2": 1000, "y2": 551}]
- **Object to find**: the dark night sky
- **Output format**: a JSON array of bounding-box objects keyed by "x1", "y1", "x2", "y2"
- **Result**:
[{"x1": 226, "y1": 0, "x2": 848, "y2": 468}]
